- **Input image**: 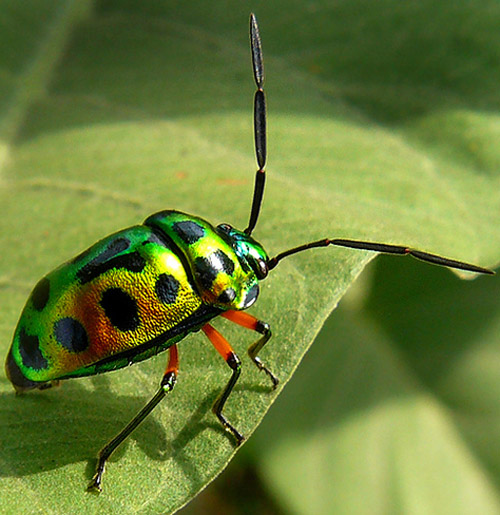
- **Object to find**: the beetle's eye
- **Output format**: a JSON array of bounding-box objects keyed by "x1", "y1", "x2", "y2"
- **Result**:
[
  {"x1": 256, "y1": 259, "x2": 268, "y2": 279},
  {"x1": 218, "y1": 223, "x2": 232, "y2": 233}
]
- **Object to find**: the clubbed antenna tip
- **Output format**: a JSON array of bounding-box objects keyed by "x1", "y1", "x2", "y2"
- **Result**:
[{"x1": 245, "y1": 13, "x2": 267, "y2": 236}]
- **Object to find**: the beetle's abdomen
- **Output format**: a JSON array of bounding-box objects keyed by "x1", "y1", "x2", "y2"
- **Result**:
[{"x1": 7, "y1": 226, "x2": 205, "y2": 387}]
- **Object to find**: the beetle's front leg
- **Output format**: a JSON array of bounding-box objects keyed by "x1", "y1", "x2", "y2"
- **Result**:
[{"x1": 222, "y1": 310, "x2": 278, "y2": 388}]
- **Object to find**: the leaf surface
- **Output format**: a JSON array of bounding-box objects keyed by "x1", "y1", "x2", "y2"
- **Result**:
[{"x1": 0, "y1": 1, "x2": 498, "y2": 513}]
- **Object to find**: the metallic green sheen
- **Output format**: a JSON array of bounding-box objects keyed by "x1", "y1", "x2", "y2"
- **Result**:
[
  {"x1": 145, "y1": 210, "x2": 266, "y2": 310},
  {"x1": 6, "y1": 210, "x2": 269, "y2": 390}
]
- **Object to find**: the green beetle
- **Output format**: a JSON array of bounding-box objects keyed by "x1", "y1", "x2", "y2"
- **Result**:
[{"x1": 5, "y1": 14, "x2": 493, "y2": 492}]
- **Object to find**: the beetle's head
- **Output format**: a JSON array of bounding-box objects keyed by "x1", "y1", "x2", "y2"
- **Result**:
[{"x1": 216, "y1": 223, "x2": 269, "y2": 280}]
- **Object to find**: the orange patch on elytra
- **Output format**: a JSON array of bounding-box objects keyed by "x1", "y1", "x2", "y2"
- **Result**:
[{"x1": 59, "y1": 260, "x2": 202, "y2": 369}]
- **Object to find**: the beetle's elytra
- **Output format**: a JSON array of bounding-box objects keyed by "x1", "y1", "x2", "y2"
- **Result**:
[{"x1": 5, "y1": 14, "x2": 493, "y2": 492}]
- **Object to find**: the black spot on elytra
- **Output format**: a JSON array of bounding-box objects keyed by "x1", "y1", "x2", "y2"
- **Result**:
[
  {"x1": 100, "y1": 288, "x2": 139, "y2": 331},
  {"x1": 194, "y1": 250, "x2": 235, "y2": 290},
  {"x1": 155, "y1": 274, "x2": 180, "y2": 305},
  {"x1": 31, "y1": 277, "x2": 50, "y2": 311},
  {"x1": 54, "y1": 317, "x2": 89, "y2": 353},
  {"x1": 215, "y1": 250, "x2": 235, "y2": 276},
  {"x1": 173, "y1": 221, "x2": 205, "y2": 245},
  {"x1": 243, "y1": 284, "x2": 259, "y2": 308},
  {"x1": 78, "y1": 251, "x2": 146, "y2": 284},
  {"x1": 18, "y1": 328, "x2": 48, "y2": 370},
  {"x1": 142, "y1": 233, "x2": 170, "y2": 248},
  {"x1": 194, "y1": 257, "x2": 218, "y2": 289},
  {"x1": 218, "y1": 288, "x2": 236, "y2": 303},
  {"x1": 73, "y1": 237, "x2": 130, "y2": 265}
]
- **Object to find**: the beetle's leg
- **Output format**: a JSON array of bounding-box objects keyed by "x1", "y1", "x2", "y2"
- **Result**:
[
  {"x1": 202, "y1": 323, "x2": 244, "y2": 445},
  {"x1": 88, "y1": 344, "x2": 179, "y2": 493},
  {"x1": 222, "y1": 310, "x2": 278, "y2": 389}
]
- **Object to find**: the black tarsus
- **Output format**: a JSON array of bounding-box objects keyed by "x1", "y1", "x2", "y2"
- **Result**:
[
  {"x1": 247, "y1": 320, "x2": 278, "y2": 388},
  {"x1": 212, "y1": 352, "x2": 245, "y2": 444},
  {"x1": 87, "y1": 369, "x2": 177, "y2": 493},
  {"x1": 245, "y1": 13, "x2": 267, "y2": 236}
]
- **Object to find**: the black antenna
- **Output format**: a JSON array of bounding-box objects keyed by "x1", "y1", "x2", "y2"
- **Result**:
[
  {"x1": 244, "y1": 14, "x2": 493, "y2": 277},
  {"x1": 268, "y1": 237, "x2": 494, "y2": 275},
  {"x1": 244, "y1": 13, "x2": 267, "y2": 236}
]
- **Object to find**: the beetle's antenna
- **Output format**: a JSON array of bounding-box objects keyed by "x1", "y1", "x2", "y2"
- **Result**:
[
  {"x1": 244, "y1": 13, "x2": 267, "y2": 236},
  {"x1": 267, "y1": 238, "x2": 494, "y2": 275}
]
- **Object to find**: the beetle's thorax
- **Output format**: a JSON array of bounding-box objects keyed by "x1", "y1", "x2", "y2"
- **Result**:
[
  {"x1": 145, "y1": 211, "x2": 267, "y2": 310},
  {"x1": 215, "y1": 222, "x2": 269, "y2": 279}
]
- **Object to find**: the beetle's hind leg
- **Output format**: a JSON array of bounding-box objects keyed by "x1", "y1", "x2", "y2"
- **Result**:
[
  {"x1": 222, "y1": 310, "x2": 278, "y2": 389},
  {"x1": 88, "y1": 344, "x2": 179, "y2": 493}
]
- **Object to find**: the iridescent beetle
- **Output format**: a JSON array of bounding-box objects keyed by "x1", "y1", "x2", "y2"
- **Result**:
[{"x1": 5, "y1": 14, "x2": 494, "y2": 492}]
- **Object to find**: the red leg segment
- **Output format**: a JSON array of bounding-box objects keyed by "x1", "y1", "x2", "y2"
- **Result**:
[
  {"x1": 202, "y1": 323, "x2": 235, "y2": 361},
  {"x1": 165, "y1": 343, "x2": 179, "y2": 376}
]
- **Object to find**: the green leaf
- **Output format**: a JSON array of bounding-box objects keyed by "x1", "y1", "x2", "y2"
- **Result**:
[
  {"x1": 0, "y1": 1, "x2": 498, "y2": 514},
  {"x1": 254, "y1": 258, "x2": 500, "y2": 514}
]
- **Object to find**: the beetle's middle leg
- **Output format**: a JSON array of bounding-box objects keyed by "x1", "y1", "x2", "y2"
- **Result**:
[{"x1": 202, "y1": 323, "x2": 244, "y2": 445}]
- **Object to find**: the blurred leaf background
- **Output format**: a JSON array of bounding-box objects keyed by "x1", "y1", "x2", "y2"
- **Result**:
[{"x1": 1, "y1": 1, "x2": 499, "y2": 514}]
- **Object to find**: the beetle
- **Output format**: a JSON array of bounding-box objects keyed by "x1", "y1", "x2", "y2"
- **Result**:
[{"x1": 5, "y1": 14, "x2": 494, "y2": 492}]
